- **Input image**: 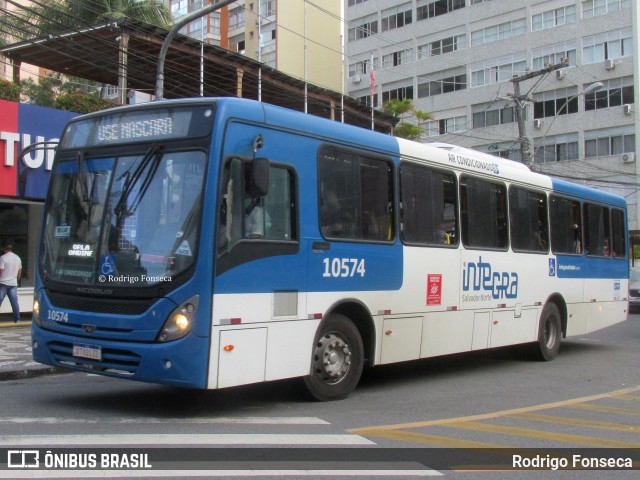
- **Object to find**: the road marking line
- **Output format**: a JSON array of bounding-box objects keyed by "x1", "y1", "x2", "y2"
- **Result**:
[
  {"x1": 0, "y1": 434, "x2": 375, "y2": 446},
  {"x1": 567, "y1": 403, "x2": 640, "y2": 416},
  {"x1": 344, "y1": 428, "x2": 504, "y2": 448},
  {"x1": 349, "y1": 385, "x2": 640, "y2": 434},
  {"x1": 613, "y1": 394, "x2": 640, "y2": 401},
  {"x1": 511, "y1": 412, "x2": 639, "y2": 432},
  {"x1": 443, "y1": 421, "x2": 640, "y2": 448},
  {"x1": 0, "y1": 416, "x2": 330, "y2": 425}
]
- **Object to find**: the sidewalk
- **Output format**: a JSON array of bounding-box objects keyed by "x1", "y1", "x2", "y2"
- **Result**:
[{"x1": 0, "y1": 313, "x2": 65, "y2": 381}]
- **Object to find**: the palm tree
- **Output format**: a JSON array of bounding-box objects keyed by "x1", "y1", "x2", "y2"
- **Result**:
[{"x1": 3, "y1": 0, "x2": 172, "y2": 43}]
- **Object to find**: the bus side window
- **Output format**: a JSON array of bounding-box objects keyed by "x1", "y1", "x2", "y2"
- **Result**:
[
  {"x1": 318, "y1": 147, "x2": 394, "y2": 242},
  {"x1": 550, "y1": 195, "x2": 582, "y2": 254},
  {"x1": 460, "y1": 176, "x2": 507, "y2": 250},
  {"x1": 583, "y1": 202, "x2": 610, "y2": 257},
  {"x1": 218, "y1": 157, "x2": 296, "y2": 252},
  {"x1": 611, "y1": 208, "x2": 627, "y2": 259},
  {"x1": 400, "y1": 162, "x2": 458, "y2": 246},
  {"x1": 509, "y1": 186, "x2": 548, "y2": 253}
]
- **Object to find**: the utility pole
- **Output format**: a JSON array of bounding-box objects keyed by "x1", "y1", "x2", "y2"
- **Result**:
[{"x1": 509, "y1": 61, "x2": 568, "y2": 166}]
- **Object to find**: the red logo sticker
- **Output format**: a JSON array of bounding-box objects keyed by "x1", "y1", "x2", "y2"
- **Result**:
[{"x1": 427, "y1": 274, "x2": 442, "y2": 305}]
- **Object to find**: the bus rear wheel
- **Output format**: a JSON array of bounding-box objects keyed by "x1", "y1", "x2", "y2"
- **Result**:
[
  {"x1": 304, "y1": 314, "x2": 364, "y2": 401},
  {"x1": 533, "y1": 303, "x2": 562, "y2": 361}
]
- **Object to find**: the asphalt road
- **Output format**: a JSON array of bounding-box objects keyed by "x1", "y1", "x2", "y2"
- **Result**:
[{"x1": 0, "y1": 314, "x2": 638, "y2": 479}]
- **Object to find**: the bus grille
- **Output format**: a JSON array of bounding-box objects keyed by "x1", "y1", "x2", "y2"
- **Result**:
[
  {"x1": 46, "y1": 290, "x2": 154, "y2": 315},
  {"x1": 48, "y1": 341, "x2": 141, "y2": 376}
]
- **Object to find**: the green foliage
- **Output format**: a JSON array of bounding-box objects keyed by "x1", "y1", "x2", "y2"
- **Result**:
[
  {"x1": 20, "y1": 74, "x2": 64, "y2": 107},
  {"x1": 54, "y1": 93, "x2": 120, "y2": 113},
  {"x1": 0, "y1": 79, "x2": 21, "y2": 102},
  {"x1": 382, "y1": 99, "x2": 433, "y2": 140}
]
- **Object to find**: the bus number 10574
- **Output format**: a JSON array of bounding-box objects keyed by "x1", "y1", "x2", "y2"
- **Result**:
[{"x1": 322, "y1": 258, "x2": 366, "y2": 278}]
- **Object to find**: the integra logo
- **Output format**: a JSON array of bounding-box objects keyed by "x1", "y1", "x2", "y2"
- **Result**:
[{"x1": 462, "y1": 257, "x2": 518, "y2": 300}]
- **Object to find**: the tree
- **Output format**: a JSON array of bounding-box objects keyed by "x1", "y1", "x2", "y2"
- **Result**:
[
  {"x1": 0, "y1": 79, "x2": 21, "y2": 102},
  {"x1": 382, "y1": 99, "x2": 432, "y2": 141},
  {"x1": 9, "y1": 0, "x2": 172, "y2": 39}
]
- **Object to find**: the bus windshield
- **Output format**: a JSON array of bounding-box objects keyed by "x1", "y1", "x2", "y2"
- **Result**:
[{"x1": 41, "y1": 149, "x2": 206, "y2": 287}]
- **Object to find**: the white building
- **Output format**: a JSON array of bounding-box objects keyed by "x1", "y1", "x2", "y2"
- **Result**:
[{"x1": 346, "y1": 0, "x2": 639, "y2": 229}]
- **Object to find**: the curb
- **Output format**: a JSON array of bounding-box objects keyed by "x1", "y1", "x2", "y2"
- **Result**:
[
  {"x1": 0, "y1": 366, "x2": 69, "y2": 381},
  {"x1": 0, "y1": 321, "x2": 31, "y2": 329}
]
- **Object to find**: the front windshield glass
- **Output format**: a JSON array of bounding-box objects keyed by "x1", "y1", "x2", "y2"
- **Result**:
[{"x1": 41, "y1": 150, "x2": 206, "y2": 287}]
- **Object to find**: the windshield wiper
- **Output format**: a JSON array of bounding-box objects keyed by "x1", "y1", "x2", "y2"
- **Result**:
[{"x1": 114, "y1": 143, "x2": 162, "y2": 216}]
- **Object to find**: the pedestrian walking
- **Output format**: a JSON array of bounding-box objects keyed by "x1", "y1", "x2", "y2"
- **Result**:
[{"x1": 0, "y1": 242, "x2": 22, "y2": 323}]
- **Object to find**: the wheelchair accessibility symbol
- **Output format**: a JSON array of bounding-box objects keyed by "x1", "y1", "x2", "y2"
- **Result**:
[
  {"x1": 549, "y1": 258, "x2": 556, "y2": 277},
  {"x1": 101, "y1": 255, "x2": 116, "y2": 275}
]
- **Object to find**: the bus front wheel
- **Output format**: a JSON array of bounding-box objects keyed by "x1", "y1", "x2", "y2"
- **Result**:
[
  {"x1": 533, "y1": 303, "x2": 562, "y2": 361},
  {"x1": 304, "y1": 314, "x2": 364, "y2": 401}
]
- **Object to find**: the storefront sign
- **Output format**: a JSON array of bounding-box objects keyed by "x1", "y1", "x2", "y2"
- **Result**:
[{"x1": 0, "y1": 100, "x2": 77, "y2": 199}]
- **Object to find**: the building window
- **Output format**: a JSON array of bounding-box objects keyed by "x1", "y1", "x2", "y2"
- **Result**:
[
  {"x1": 582, "y1": 0, "x2": 631, "y2": 18},
  {"x1": 532, "y1": 42, "x2": 577, "y2": 69},
  {"x1": 382, "y1": 49, "x2": 414, "y2": 68},
  {"x1": 585, "y1": 77, "x2": 634, "y2": 111},
  {"x1": 348, "y1": 14, "x2": 378, "y2": 41},
  {"x1": 416, "y1": 0, "x2": 465, "y2": 21},
  {"x1": 228, "y1": 6, "x2": 245, "y2": 30},
  {"x1": 348, "y1": 0, "x2": 370, "y2": 6},
  {"x1": 349, "y1": 59, "x2": 373, "y2": 78},
  {"x1": 534, "y1": 139, "x2": 579, "y2": 163},
  {"x1": 471, "y1": 18, "x2": 526, "y2": 46},
  {"x1": 418, "y1": 73, "x2": 466, "y2": 98},
  {"x1": 261, "y1": 0, "x2": 275, "y2": 16},
  {"x1": 584, "y1": 128, "x2": 635, "y2": 157},
  {"x1": 381, "y1": 3, "x2": 412, "y2": 32},
  {"x1": 533, "y1": 88, "x2": 579, "y2": 119},
  {"x1": 532, "y1": 5, "x2": 576, "y2": 31},
  {"x1": 472, "y1": 106, "x2": 517, "y2": 128},
  {"x1": 425, "y1": 116, "x2": 467, "y2": 137},
  {"x1": 382, "y1": 85, "x2": 414, "y2": 103},
  {"x1": 470, "y1": 57, "x2": 527, "y2": 87},
  {"x1": 582, "y1": 28, "x2": 633, "y2": 63},
  {"x1": 422, "y1": 34, "x2": 466, "y2": 57}
]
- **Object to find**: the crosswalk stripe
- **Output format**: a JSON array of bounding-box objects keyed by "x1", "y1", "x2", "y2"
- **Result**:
[
  {"x1": 0, "y1": 434, "x2": 375, "y2": 446},
  {"x1": 0, "y1": 416, "x2": 329, "y2": 425}
]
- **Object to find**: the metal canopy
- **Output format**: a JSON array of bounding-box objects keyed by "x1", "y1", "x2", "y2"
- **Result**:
[{"x1": 1, "y1": 20, "x2": 395, "y2": 133}]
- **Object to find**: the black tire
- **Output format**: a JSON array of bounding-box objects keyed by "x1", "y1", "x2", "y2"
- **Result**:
[
  {"x1": 533, "y1": 303, "x2": 562, "y2": 361},
  {"x1": 303, "y1": 313, "x2": 364, "y2": 401}
]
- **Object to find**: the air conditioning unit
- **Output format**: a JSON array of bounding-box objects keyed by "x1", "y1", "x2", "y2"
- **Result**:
[
  {"x1": 622, "y1": 152, "x2": 636, "y2": 163},
  {"x1": 605, "y1": 59, "x2": 615, "y2": 70},
  {"x1": 352, "y1": 74, "x2": 362, "y2": 83},
  {"x1": 623, "y1": 104, "x2": 633, "y2": 115},
  {"x1": 533, "y1": 119, "x2": 542, "y2": 129},
  {"x1": 556, "y1": 69, "x2": 566, "y2": 80}
]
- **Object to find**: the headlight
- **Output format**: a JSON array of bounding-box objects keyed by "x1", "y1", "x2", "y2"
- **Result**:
[
  {"x1": 33, "y1": 295, "x2": 41, "y2": 326},
  {"x1": 157, "y1": 295, "x2": 199, "y2": 342}
]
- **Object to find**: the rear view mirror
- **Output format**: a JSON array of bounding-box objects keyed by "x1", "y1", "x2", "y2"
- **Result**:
[{"x1": 248, "y1": 157, "x2": 269, "y2": 197}]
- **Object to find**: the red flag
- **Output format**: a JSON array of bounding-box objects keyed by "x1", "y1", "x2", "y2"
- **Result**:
[{"x1": 370, "y1": 60, "x2": 376, "y2": 97}]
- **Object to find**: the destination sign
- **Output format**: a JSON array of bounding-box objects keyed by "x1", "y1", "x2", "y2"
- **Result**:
[{"x1": 60, "y1": 104, "x2": 215, "y2": 148}]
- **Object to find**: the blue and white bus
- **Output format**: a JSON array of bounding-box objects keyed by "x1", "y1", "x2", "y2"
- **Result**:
[{"x1": 31, "y1": 98, "x2": 629, "y2": 400}]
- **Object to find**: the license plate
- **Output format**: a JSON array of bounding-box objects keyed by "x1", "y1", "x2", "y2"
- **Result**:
[{"x1": 72, "y1": 343, "x2": 102, "y2": 361}]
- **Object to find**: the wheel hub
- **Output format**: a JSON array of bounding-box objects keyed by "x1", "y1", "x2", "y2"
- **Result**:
[{"x1": 313, "y1": 332, "x2": 352, "y2": 384}]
